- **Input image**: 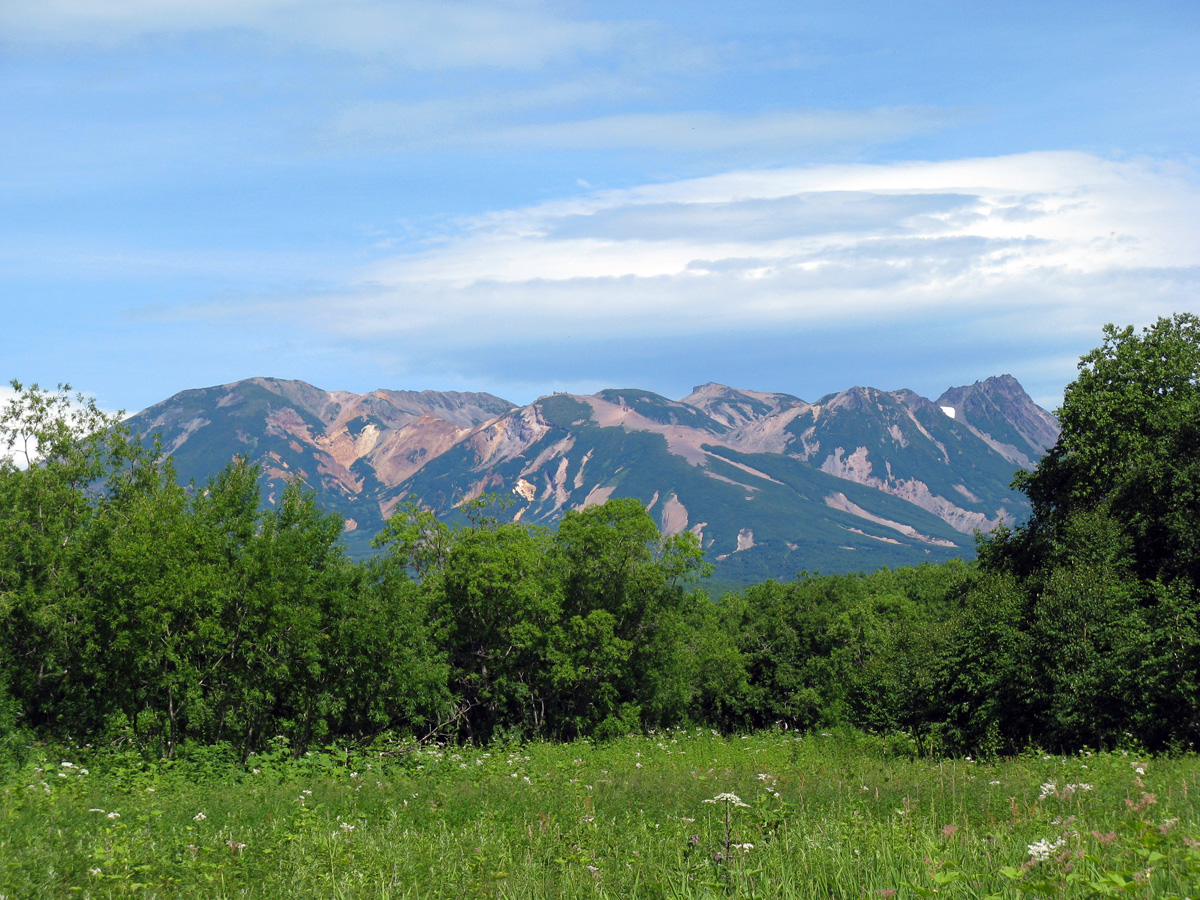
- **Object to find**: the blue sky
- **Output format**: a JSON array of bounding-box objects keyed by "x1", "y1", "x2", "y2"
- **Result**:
[{"x1": 2, "y1": 0, "x2": 1198, "y2": 415}]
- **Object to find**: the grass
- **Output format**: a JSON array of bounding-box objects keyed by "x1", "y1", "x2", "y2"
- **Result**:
[{"x1": 2, "y1": 729, "x2": 1199, "y2": 898}]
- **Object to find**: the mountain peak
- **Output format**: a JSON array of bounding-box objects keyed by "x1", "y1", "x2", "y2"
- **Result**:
[
  {"x1": 937, "y1": 376, "x2": 1059, "y2": 466},
  {"x1": 681, "y1": 382, "x2": 808, "y2": 429},
  {"x1": 124, "y1": 373, "x2": 1057, "y2": 581}
]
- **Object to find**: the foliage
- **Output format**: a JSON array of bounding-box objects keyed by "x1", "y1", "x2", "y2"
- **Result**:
[
  {"x1": 3, "y1": 731, "x2": 1199, "y2": 899},
  {"x1": 970, "y1": 314, "x2": 1200, "y2": 752},
  {"x1": 3, "y1": 311, "x2": 1200, "y2": 758}
]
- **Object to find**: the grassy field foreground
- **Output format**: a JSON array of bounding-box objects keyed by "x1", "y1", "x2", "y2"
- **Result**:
[{"x1": 2, "y1": 730, "x2": 1199, "y2": 898}]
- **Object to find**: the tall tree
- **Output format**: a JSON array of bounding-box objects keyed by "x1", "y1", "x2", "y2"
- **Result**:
[{"x1": 1003, "y1": 312, "x2": 1200, "y2": 583}]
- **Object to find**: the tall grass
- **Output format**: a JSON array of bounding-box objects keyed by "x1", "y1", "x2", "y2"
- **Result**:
[{"x1": 3, "y1": 730, "x2": 1198, "y2": 898}]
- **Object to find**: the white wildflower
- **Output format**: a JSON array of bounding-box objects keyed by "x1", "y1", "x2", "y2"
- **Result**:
[
  {"x1": 704, "y1": 792, "x2": 750, "y2": 808},
  {"x1": 107, "y1": 812, "x2": 120, "y2": 819},
  {"x1": 193, "y1": 812, "x2": 207, "y2": 821},
  {"x1": 1027, "y1": 837, "x2": 1065, "y2": 863}
]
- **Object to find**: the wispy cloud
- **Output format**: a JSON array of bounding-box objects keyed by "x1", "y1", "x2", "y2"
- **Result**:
[
  {"x1": 157, "y1": 152, "x2": 1198, "y2": 388},
  {"x1": 0, "y1": 0, "x2": 632, "y2": 69},
  {"x1": 329, "y1": 103, "x2": 953, "y2": 155}
]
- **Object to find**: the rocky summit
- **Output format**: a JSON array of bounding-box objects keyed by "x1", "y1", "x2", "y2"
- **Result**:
[{"x1": 124, "y1": 375, "x2": 1058, "y2": 582}]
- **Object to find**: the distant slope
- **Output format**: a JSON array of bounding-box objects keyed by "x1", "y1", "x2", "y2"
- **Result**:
[{"x1": 126, "y1": 374, "x2": 1058, "y2": 580}]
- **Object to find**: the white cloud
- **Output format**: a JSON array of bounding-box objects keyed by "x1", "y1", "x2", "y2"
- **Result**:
[
  {"x1": 270, "y1": 151, "x2": 1196, "y2": 340},
  {"x1": 0, "y1": 0, "x2": 629, "y2": 69},
  {"x1": 145, "y1": 150, "x2": 1200, "y2": 407}
]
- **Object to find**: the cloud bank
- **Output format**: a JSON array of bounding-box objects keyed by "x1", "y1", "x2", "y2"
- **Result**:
[{"x1": 268, "y1": 152, "x2": 1197, "y2": 348}]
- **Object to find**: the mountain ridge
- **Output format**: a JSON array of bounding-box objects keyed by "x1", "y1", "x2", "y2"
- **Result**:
[{"x1": 124, "y1": 374, "x2": 1058, "y2": 581}]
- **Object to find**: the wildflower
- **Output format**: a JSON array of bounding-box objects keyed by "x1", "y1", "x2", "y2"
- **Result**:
[
  {"x1": 226, "y1": 840, "x2": 247, "y2": 853},
  {"x1": 193, "y1": 813, "x2": 207, "y2": 821},
  {"x1": 89, "y1": 867, "x2": 102, "y2": 876},
  {"x1": 989, "y1": 780, "x2": 1001, "y2": 785},
  {"x1": 88, "y1": 808, "x2": 105, "y2": 814},
  {"x1": 730, "y1": 842, "x2": 754, "y2": 852},
  {"x1": 339, "y1": 822, "x2": 355, "y2": 833},
  {"x1": 107, "y1": 812, "x2": 120, "y2": 819},
  {"x1": 1027, "y1": 837, "x2": 1065, "y2": 863},
  {"x1": 681, "y1": 817, "x2": 695, "y2": 824},
  {"x1": 704, "y1": 792, "x2": 749, "y2": 808},
  {"x1": 1126, "y1": 792, "x2": 1157, "y2": 813}
]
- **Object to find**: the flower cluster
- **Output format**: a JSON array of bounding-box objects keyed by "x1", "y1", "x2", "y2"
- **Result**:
[
  {"x1": 703, "y1": 792, "x2": 749, "y2": 808},
  {"x1": 1027, "y1": 836, "x2": 1066, "y2": 863}
]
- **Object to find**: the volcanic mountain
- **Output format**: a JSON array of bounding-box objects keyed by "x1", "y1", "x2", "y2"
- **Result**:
[{"x1": 125, "y1": 375, "x2": 1058, "y2": 581}]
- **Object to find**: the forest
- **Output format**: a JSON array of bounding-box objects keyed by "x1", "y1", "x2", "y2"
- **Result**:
[{"x1": 1, "y1": 313, "x2": 1197, "y2": 761}]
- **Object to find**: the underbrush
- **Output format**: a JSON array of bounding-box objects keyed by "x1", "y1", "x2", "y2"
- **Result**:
[{"x1": 2, "y1": 730, "x2": 1198, "y2": 898}]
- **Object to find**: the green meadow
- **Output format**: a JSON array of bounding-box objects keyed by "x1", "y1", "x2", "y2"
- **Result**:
[{"x1": 4, "y1": 731, "x2": 1198, "y2": 899}]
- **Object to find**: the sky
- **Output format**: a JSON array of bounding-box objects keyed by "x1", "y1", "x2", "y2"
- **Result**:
[{"x1": 2, "y1": 0, "x2": 1198, "y2": 416}]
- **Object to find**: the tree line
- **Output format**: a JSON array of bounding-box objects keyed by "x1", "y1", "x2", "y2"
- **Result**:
[{"x1": 1, "y1": 313, "x2": 1197, "y2": 758}]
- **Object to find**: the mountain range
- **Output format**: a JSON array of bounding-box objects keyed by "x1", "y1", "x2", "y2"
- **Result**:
[{"x1": 124, "y1": 375, "x2": 1059, "y2": 583}]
